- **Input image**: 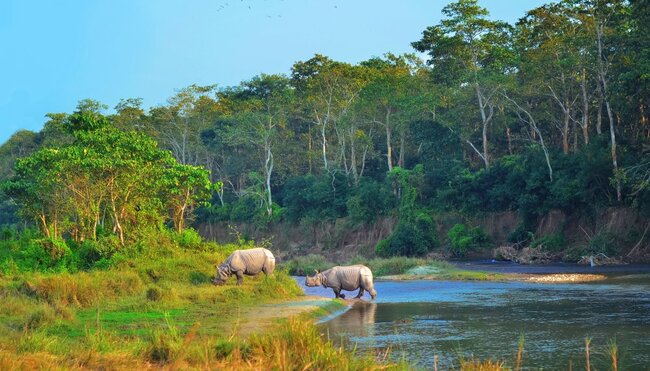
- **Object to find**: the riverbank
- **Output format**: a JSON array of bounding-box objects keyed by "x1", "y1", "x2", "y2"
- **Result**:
[{"x1": 0, "y1": 240, "x2": 405, "y2": 370}]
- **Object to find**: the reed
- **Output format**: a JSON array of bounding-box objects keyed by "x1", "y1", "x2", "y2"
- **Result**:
[
  {"x1": 607, "y1": 339, "x2": 618, "y2": 371},
  {"x1": 585, "y1": 337, "x2": 591, "y2": 371}
]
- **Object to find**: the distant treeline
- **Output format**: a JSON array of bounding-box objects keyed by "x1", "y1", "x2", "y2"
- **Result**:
[{"x1": 1, "y1": 0, "x2": 649, "y2": 257}]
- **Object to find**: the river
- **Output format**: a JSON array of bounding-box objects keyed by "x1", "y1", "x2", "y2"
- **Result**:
[{"x1": 299, "y1": 263, "x2": 650, "y2": 369}]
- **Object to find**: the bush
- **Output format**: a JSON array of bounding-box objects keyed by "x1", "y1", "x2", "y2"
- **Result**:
[
  {"x1": 376, "y1": 219, "x2": 437, "y2": 257},
  {"x1": 146, "y1": 319, "x2": 182, "y2": 364},
  {"x1": 530, "y1": 233, "x2": 565, "y2": 252},
  {"x1": 174, "y1": 228, "x2": 203, "y2": 249},
  {"x1": 447, "y1": 223, "x2": 489, "y2": 257}
]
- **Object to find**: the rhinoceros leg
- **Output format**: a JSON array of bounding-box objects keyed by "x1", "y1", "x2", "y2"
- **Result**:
[
  {"x1": 332, "y1": 288, "x2": 345, "y2": 299},
  {"x1": 369, "y1": 288, "x2": 377, "y2": 300},
  {"x1": 355, "y1": 288, "x2": 365, "y2": 299},
  {"x1": 235, "y1": 271, "x2": 244, "y2": 285}
]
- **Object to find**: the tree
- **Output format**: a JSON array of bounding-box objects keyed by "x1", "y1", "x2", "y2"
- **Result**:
[
  {"x1": 291, "y1": 55, "x2": 369, "y2": 174},
  {"x1": 221, "y1": 74, "x2": 293, "y2": 217},
  {"x1": 3, "y1": 107, "x2": 213, "y2": 242},
  {"x1": 516, "y1": 3, "x2": 592, "y2": 153},
  {"x1": 413, "y1": 0, "x2": 514, "y2": 168},
  {"x1": 357, "y1": 54, "x2": 429, "y2": 175}
]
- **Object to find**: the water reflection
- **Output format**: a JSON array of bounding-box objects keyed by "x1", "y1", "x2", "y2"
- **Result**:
[{"x1": 326, "y1": 301, "x2": 377, "y2": 338}]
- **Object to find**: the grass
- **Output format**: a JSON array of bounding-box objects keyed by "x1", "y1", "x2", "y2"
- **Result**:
[
  {"x1": 0, "y1": 238, "x2": 408, "y2": 369},
  {"x1": 0, "y1": 240, "x2": 630, "y2": 369}
]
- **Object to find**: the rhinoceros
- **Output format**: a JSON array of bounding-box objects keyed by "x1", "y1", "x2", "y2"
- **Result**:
[
  {"x1": 213, "y1": 248, "x2": 276, "y2": 286},
  {"x1": 305, "y1": 265, "x2": 377, "y2": 300}
]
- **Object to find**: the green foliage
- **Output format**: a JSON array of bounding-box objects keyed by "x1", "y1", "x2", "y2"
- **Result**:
[
  {"x1": 447, "y1": 223, "x2": 490, "y2": 257},
  {"x1": 173, "y1": 228, "x2": 203, "y2": 249},
  {"x1": 530, "y1": 233, "x2": 565, "y2": 252},
  {"x1": 2, "y1": 119, "x2": 212, "y2": 243},
  {"x1": 377, "y1": 166, "x2": 437, "y2": 257},
  {"x1": 346, "y1": 179, "x2": 394, "y2": 223},
  {"x1": 280, "y1": 174, "x2": 350, "y2": 223},
  {"x1": 0, "y1": 0, "x2": 648, "y2": 261},
  {"x1": 585, "y1": 232, "x2": 619, "y2": 257}
]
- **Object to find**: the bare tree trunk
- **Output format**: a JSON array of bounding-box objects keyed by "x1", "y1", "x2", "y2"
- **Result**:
[
  {"x1": 506, "y1": 127, "x2": 513, "y2": 155},
  {"x1": 562, "y1": 107, "x2": 571, "y2": 154},
  {"x1": 573, "y1": 120, "x2": 579, "y2": 152},
  {"x1": 308, "y1": 125, "x2": 313, "y2": 174},
  {"x1": 580, "y1": 67, "x2": 590, "y2": 144},
  {"x1": 504, "y1": 94, "x2": 553, "y2": 181},
  {"x1": 39, "y1": 213, "x2": 50, "y2": 238},
  {"x1": 383, "y1": 109, "x2": 394, "y2": 172},
  {"x1": 349, "y1": 126, "x2": 359, "y2": 184},
  {"x1": 597, "y1": 101, "x2": 603, "y2": 135},
  {"x1": 596, "y1": 21, "x2": 621, "y2": 202},
  {"x1": 264, "y1": 142, "x2": 274, "y2": 216},
  {"x1": 476, "y1": 83, "x2": 492, "y2": 169}
]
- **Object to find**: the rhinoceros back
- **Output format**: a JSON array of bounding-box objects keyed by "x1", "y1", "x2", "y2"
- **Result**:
[{"x1": 230, "y1": 248, "x2": 275, "y2": 275}]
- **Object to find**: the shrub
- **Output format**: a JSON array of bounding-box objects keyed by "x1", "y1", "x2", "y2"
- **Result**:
[
  {"x1": 146, "y1": 285, "x2": 164, "y2": 301},
  {"x1": 376, "y1": 166, "x2": 437, "y2": 257},
  {"x1": 214, "y1": 339, "x2": 252, "y2": 360},
  {"x1": 447, "y1": 223, "x2": 489, "y2": 257},
  {"x1": 230, "y1": 196, "x2": 259, "y2": 222},
  {"x1": 174, "y1": 228, "x2": 203, "y2": 249},
  {"x1": 530, "y1": 233, "x2": 565, "y2": 252},
  {"x1": 376, "y1": 216, "x2": 437, "y2": 257}
]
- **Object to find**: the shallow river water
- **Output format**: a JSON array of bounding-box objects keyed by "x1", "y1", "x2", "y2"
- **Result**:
[{"x1": 299, "y1": 264, "x2": 650, "y2": 369}]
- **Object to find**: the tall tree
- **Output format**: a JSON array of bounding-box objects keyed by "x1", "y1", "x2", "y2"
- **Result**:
[
  {"x1": 222, "y1": 74, "x2": 293, "y2": 216},
  {"x1": 413, "y1": 0, "x2": 514, "y2": 168},
  {"x1": 291, "y1": 55, "x2": 368, "y2": 174}
]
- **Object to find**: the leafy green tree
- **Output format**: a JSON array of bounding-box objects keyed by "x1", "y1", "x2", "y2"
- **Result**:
[
  {"x1": 357, "y1": 54, "x2": 430, "y2": 175},
  {"x1": 3, "y1": 107, "x2": 213, "y2": 243},
  {"x1": 291, "y1": 55, "x2": 369, "y2": 174},
  {"x1": 221, "y1": 74, "x2": 293, "y2": 217},
  {"x1": 413, "y1": 0, "x2": 514, "y2": 168},
  {"x1": 376, "y1": 166, "x2": 437, "y2": 257}
]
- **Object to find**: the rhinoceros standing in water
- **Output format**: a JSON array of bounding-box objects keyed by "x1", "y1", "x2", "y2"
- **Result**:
[
  {"x1": 213, "y1": 248, "x2": 275, "y2": 285},
  {"x1": 305, "y1": 265, "x2": 377, "y2": 300}
]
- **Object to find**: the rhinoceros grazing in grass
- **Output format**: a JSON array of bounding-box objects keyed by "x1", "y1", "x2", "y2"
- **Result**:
[
  {"x1": 213, "y1": 248, "x2": 276, "y2": 286},
  {"x1": 305, "y1": 265, "x2": 377, "y2": 300}
]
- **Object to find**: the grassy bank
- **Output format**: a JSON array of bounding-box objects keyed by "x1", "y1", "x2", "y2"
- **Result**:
[{"x1": 0, "y1": 235, "x2": 408, "y2": 369}]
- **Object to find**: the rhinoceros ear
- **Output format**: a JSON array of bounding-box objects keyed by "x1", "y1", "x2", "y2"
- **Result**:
[{"x1": 314, "y1": 269, "x2": 320, "y2": 274}]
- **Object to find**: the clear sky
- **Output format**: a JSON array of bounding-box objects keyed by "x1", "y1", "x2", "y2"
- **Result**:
[{"x1": 0, "y1": 0, "x2": 547, "y2": 145}]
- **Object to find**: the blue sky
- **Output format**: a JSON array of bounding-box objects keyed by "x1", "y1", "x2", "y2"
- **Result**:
[{"x1": 0, "y1": 0, "x2": 546, "y2": 145}]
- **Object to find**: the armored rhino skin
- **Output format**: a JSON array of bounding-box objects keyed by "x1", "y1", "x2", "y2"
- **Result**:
[
  {"x1": 213, "y1": 248, "x2": 275, "y2": 285},
  {"x1": 305, "y1": 265, "x2": 376, "y2": 300}
]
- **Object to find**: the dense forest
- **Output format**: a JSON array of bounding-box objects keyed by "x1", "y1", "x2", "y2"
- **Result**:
[{"x1": 1, "y1": 0, "x2": 649, "y2": 262}]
